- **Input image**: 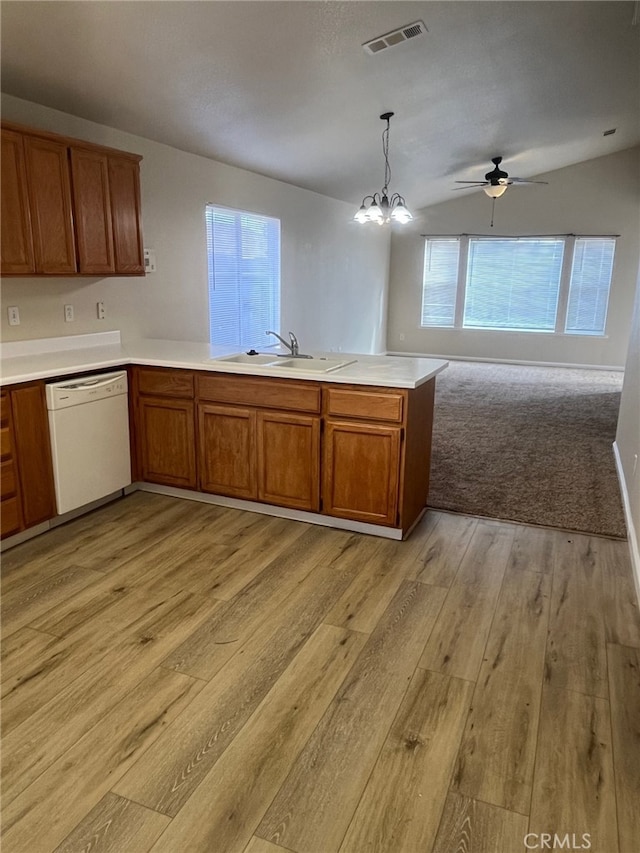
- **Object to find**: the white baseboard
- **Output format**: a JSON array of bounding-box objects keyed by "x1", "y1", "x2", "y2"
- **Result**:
[
  {"x1": 385, "y1": 351, "x2": 625, "y2": 371},
  {"x1": 613, "y1": 441, "x2": 640, "y2": 607}
]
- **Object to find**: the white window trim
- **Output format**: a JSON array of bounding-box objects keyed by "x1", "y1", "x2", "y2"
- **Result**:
[{"x1": 554, "y1": 234, "x2": 575, "y2": 334}]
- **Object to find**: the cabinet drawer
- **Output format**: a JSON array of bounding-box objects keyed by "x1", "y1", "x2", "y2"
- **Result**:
[
  {"x1": 1, "y1": 426, "x2": 12, "y2": 459},
  {"x1": 1, "y1": 496, "x2": 22, "y2": 538},
  {"x1": 1, "y1": 459, "x2": 18, "y2": 498},
  {"x1": 198, "y1": 374, "x2": 321, "y2": 414},
  {"x1": 136, "y1": 367, "x2": 195, "y2": 399},
  {"x1": 324, "y1": 387, "x2": 405, "y2": 423}
]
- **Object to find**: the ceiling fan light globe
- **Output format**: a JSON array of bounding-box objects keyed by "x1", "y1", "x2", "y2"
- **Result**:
[
  {"x1": 483, "y1": 184, "x2": 508, "y2": 199},
  {"x1": 367, "y1": 202, "x2": 383, "y2": 221},
  {"x1": 354, "y1": 205, "x2": 369, "y2": 223}
]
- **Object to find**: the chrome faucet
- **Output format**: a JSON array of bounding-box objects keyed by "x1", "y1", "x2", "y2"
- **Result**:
[{"x1": 266, "y1": 330, "x2": 300, "y2": 356}]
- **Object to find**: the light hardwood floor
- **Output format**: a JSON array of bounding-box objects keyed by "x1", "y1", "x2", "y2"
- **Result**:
[{"x1": 1, "y1": 492, "x2": 639, "y2": 853}]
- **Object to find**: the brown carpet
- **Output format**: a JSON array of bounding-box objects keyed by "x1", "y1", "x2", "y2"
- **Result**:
[{"x1": 428, "y1": 360, "x2": 627, "y2": 538}]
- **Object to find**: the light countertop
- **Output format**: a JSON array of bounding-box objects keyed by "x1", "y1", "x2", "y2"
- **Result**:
[{"x1": 0, "y1": 334, "x2": 448, "y2": 389}]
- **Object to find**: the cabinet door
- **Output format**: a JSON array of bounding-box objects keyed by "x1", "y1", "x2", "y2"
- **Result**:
[
  {"x1": 198, "y1": 404, "x2": 257, "y2": 500},
  {"x1": 1, "y1": 129, "x2": 35, "y2": 274},
  {"x1": 257, "y1": 411, "x2": 320, "y2": 511},
  {"x1": 1, "y1": 391, "x2": 24, "y2": 538},
  {"x1": 10, "y1": 383, "x2": 56, "y2": 528},
  {"x1": 138, "y1": 397, "x2": 196, "y2": 488},
  {"x1": 323, "y1": 420, "x2": 401, "y2": 526},
  {"x1": 108, "y1": 156, "x2": 144, "y2": 274},
  {"x1": 70, "y1": 148, "x2": 115, "y2": 274},
  {"x1": 24, "y1": 136, "x2": 77, "y2": 274}
]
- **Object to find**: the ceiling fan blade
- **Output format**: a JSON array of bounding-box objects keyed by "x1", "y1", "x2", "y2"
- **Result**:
[
  {"x1": 452, "y1": 186, "x2": 484, "y2": 191},
  {"x1": 508, "y1": 178, "x2": 549, "y2": 184},
  {"x1": 454, "y1": 181, "x2": 488, "y2": 185}
]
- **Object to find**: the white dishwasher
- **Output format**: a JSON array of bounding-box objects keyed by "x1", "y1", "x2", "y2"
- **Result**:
[{"x1": 46, "y1": 371, "x2": 132, "y2": 515}]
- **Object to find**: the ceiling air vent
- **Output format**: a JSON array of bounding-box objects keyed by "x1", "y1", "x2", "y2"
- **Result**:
[{"x1": 363, "y1": 21, "x2": 428, "y2": 55}]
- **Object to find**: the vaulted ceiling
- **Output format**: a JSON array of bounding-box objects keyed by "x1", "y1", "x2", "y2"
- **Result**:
[{"x1": 2, "y1": 1, "x2": 639, "y2": 210}]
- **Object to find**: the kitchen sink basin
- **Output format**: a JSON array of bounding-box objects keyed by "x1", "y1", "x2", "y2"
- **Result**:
[
  {"x1": 205, "y1": 353, "x2": 357, "y2": 373},
  {"x1": 212, "y1": 353, "x2": 279, "y2": 365},
  {"x1": 273, "y1": 358, "x2": 356, "y2": 373}
]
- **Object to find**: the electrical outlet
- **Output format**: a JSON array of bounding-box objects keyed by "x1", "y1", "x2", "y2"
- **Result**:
[
  {"x1": 399, "y1": 333, "x2": 405, "y2": 341},
  {"x1": 7, "y1": 306, "x2": 20, "y2": 326},
  {"x1": 64, "y1": 304, "x2": 74, "y2": 322},
  {"x1": 97, "y1": 301, "x2": 105, "y2": 320},
  {"x1": 144, "y1": 249, "x2": 156, "y2": 273}
]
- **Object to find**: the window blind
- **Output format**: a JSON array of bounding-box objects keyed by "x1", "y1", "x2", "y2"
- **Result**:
[
  {"x1": 206, "y1": 205, "x2": 281, "y2": 349},
  {"x1": 420, "y1": 238, "x2": 460, "y2": 327},
  {"x1": 565, "y1": 237, "x2": 615, "y2": 335},
  {"x1": 463, "y1": 238, "x2": 564, "y2": 332}
]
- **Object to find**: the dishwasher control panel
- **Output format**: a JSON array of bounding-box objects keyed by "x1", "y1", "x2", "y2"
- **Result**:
[{"x1": 46, "y1": 372, "x2": 128, "y2": 411}]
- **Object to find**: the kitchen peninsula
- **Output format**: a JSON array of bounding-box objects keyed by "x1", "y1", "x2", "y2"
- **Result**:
[{"x1": 1, "y1": 334, "x2": 447, "y2": 543}]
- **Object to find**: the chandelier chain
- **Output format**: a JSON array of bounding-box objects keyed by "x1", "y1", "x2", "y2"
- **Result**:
[{"x1": 382, "y1": 118, "x2": 391, "y2": 195}]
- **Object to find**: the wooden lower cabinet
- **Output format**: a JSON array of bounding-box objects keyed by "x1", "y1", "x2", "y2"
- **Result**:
[
  {"x1": 138, "y1": 396, "x2": 196, "y2": 489},
  {"x1": 131, "y1": 368, "x2": 435, "y2": 536},
  {"x1": 198, "y1": 404, "x2": 257, "y2": 499},
  {"x1": 257, "y1": 410, "x2": 320, "y2": 511},
  {"x1": 197, "y1": 404, "x2": 320, "y2": 510},
  {"x1": 322, "y1": 420, "x2": 401, "y2": 526},
  {"x1": 1, "y1": 391, "x2": 23, "y2": 538},
  {"x1": 1, "y1": 382, "x2": 56, "y2": 539},
  {"x1": 11, "y1": 383, "x2": 57, "y2": 528}
]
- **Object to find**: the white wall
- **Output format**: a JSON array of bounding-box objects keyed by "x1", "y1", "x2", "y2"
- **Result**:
[
  {"x1": 387, "y1": 148, "x2": 640, "y2": 367},
  {"x1": 0, "y1": 95, "x2": 391, "y2": 354},
  {"x1": 615, "y1": 262, "x2": 640, "y2": 595}
]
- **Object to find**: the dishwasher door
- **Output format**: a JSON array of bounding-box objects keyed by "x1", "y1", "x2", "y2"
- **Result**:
[{"x1": 46, "y1": 372, "x2": 132, "y2": 514}]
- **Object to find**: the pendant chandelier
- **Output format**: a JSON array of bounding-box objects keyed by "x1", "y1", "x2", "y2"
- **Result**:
[{"x1": 354, "y1": 112, "x2": 413, "y2": 225}]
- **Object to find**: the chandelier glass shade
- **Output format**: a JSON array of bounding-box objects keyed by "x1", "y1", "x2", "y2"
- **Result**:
[{"x1": 354, "y1": 112, "x2": 413, "y2": 225}]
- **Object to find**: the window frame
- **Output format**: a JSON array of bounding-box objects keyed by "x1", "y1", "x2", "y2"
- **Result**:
[
  {"x1": 205, "y1": 203, "x2": 281, "y2": 350},
  {"x1": 420, "y1": 234, "x2": 616, "y2": 337}
]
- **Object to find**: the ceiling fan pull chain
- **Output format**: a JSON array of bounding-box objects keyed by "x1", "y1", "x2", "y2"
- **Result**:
[{"x1": 491, "y1": 197, "x2": 496, "y2": 228}]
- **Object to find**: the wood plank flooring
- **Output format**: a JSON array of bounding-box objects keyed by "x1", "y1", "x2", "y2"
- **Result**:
[{"x1": 1, "y1": 491, "x2": 639, "y2": 853}]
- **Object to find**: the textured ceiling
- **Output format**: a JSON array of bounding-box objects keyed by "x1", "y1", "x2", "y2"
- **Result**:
[{"x1": 1, "y1": 1, "x2": 639, "y2": 210}]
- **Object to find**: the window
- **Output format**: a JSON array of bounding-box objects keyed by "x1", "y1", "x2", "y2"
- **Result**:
[
  {"x1": 421, "y1": 236, "x2": 616, "y2": 336},
  {"x1": 421, "y1": 239, "x2": 459, "y2": 328},
  {"x1": 566, "y1": 238, "x2": 616, "y2": 335},
  {"x1": 206, "y1": 205, "x2": 280, "y2": 349}
]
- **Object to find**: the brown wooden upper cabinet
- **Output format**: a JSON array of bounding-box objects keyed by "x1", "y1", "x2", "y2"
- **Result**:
[
  {"x1": 1, "y1": 122, "x2": 144, "y2": 277},
  {"x1": 70, "y1": 148, "x2": 115, "y2": 274},
  {"x1": 1, "y1": 129, "x2": 35, "y2": 275}
]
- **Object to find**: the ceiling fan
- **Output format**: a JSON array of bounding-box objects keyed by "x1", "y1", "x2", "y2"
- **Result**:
[
  {"x1": 454, "y1": 156, "x2": 548, "y2": 198},
  {"x1": 454, "y1": 156, "x2": 548, "y2": 226}
]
